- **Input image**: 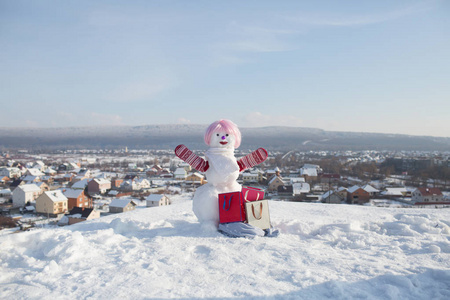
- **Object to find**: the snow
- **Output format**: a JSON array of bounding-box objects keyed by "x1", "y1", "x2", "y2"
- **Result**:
[{"x1": 1, "y1": 197, "x2": 450, "y2": 299}]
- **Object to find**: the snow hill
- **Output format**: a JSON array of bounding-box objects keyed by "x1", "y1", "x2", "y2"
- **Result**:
[{"x1": 1, "y1": 197, "x2": 450, "y2": 299}]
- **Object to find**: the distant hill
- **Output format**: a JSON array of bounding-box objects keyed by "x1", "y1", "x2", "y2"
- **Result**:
[{"x1": 0, "y1": 124, "x2": 449, "y2": 151}]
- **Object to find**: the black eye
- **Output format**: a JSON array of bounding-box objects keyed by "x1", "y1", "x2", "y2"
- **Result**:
[
  {"x1": 216, "y1": 134, "x2": 219, "y2": 136},
  {"x1": 226, "y1": 134, "x2": 229, "y2": 136}
]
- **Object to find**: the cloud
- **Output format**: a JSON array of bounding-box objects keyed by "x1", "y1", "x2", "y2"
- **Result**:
[
  {"x1": 108, "y1": 74, "x2": 176, "y2": 103},
  {"x1": 282, "y1": 1, "x2": 438, "y2": 27},
  {"x1": 240, "y1": 112, "x2": 303, "y2": 127},
  {"x1": 209, "y1": 22, "x2": 302, "y2": 66},
  {"x1": 177, "y1": 118, "x2": 192, "y2": 124},
  {"x1": 90, "y1": 112, "x2": 124, "y2": 126}
]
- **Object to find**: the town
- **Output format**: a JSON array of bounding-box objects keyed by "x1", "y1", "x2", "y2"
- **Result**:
[{"x1": 1, "y1": 148, "x2": 449, "y2": 232}]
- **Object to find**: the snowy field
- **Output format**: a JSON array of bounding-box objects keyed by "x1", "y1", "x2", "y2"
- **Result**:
[{"x1": 1, "y1": 196, "x2": 450, "y2": 299}]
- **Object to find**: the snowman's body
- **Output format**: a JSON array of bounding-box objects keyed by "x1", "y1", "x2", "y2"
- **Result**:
[{"x1": 192, "y1": 147, "x2": 241, "y2": 225}]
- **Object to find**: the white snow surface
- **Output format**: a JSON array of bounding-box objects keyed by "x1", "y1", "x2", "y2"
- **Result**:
[{"x1": 1, "y1": 196, "x2": 450, "y2": 299}]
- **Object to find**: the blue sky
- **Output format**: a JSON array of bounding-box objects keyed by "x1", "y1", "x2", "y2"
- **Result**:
[{"x1": 1, "y1": 0, "x2": 449, "y2": 137}]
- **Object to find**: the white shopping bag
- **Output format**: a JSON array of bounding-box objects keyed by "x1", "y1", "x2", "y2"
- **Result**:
[{"x1": 245, "y1": 200, "x2": 271, "y2": 230}]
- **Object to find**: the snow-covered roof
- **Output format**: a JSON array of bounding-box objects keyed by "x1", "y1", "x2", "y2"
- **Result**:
[
  {"x1": 381, "y1": 187, "x2": 407, "y2": 196},
  {"x1": 146, "y1": 194, "x2": 165, "y2": 202},
  {"x1": 362, "y1": 184, "x2": 380, "y2": 193},
  {"x1": 293, "y1": 183, "x2": 310, "y2": 194},
  {"x1": 17, "y1": 184, "x2": 41, "y2": 193},
  {"x1": 71, "y1": 178, "x2": 92, "y2": 189},
  {"x1": 268, "y1": 176, "x2": 282, "y2": 185},
  {"x1": 300, "y1": 167, "x2": 317, "y2": 177},
  {"x1": 110, "y1": 199, "x2": 136, "y2": 208},
  {"x1": 23, "y1": 175, "x2": 38, "y2": 182},
  {"x1": 347, "y1": 185, "x2": 361, "y2": 193},
  {"x1": 188, "y1": 172, "x2": 204, "y2": 179},
  {"x1": 174, "y1": 168, "x2": 187, "y2": 175},
  {"x1": 94, "y1": 178, "x2": 111, "y2": 185},
  {"x1": 0, "y1": 189, "x2": 11, "y2": 194},
  {"x1": 62, "y1": 188, "x2": 84, "y2": 199},
  {"x1": 290, "y1": 177, "x2": 306, "y2": 183},
  {"x1": 27, "y1": 168, "x2": 44, "y2": 176},
  {"x1": 44, "y1": 190, "x2": 68, "y2": 203}
]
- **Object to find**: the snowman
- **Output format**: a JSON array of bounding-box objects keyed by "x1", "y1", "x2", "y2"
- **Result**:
[{"x1": 175, "y1": 119, "x2": 271, "y2": 236}]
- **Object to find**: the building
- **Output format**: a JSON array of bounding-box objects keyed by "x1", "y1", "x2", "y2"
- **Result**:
[
  {"x1": 66, "y1": 207, "x2": 100, "y2": 225},
  {"x1": 12, "y1": 184, "x2": 42, "y2": 207},
  {"x1": 174, "y1": 168, "x2": 187, "y2": 180},
  {"x1": 146, "y1": 194, "x2": 170, "y2": 207},
  {"x1": 412, "y1": 188, "x2": 445, "y2": 205},
  {"x1": 322, "y1": 190, "x2": 345, "y2": 204},
  {"x1": 186, "y1": 173, "x2": 205, "y2": 185},
  {"x1": 362, "y1": 184, "x2": 380, "y2": 196},
  {"x1": 293, "y1": 182, "x2": 310, "y2": 195},
  {"x1": 268, "y1": 175, "x2": 285, "y2": 192},
  {"x1": 87, "y1": 178, "x2": 111, "y2": 195},
  {"x1": 299, "y1": 166, "x2": 318, "y2": 182},
  {"x1": 62, "y1": 188, "x2": 92, "y2": 210},
  {"x1": 346, "y1": 185, "x2": 371, "y2": 205},
  {"x1": 278, "y1": 185, "x2": 294, "y2": 196},
  {"x1": 109, "y1": 199, "x2": 137, "y2": 213},
  {"x1": 36, "y1": 190, "x2": 68, "y2": 216},
  {"x1": 241, "y1": 172, "x2": 259, "y2": 184}
]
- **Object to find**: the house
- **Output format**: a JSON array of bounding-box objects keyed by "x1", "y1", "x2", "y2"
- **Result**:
[
  {"x1": 241, "y1": 172, "x2": 259, "y2": 184},
  {"x1": 347, "y1": 185, "x2": 371, "y2": 205},
  {"x1": 33, "y1": 160, "x2": 46, "y2": 171},
  {"x1": 322, "y1": 190, "x2": 345, "y2": 204},
  {"x1": 66, "y1": 207, "x2": 100, "y2": 225},
  {"x1": 71, "y1": 178, "x2": 92, "y2": 190},
  {"x1": 290, "y1": 177, "x2": 306, "y2": 184},
  {"x1": 22, "y1": 175, "x2": 41, "y2": 184},
  {"x1": 12, "y1": 184, "x2": 42, "y2": 207},
  {"x1": 36, "y1": 182, "x2": 50, "y2": 193},
  {"x1": 412, "y1": 188, "x2": 445, "y2": 205},
  {"x1": 0, "y1": 167, "x2": 21, "y2": 178},
  {"x1": 336, "y1": 187, "x2": 348, "y2": 200},
  {"x1": 88, "y1": 178, "x2": 111, "y2": 195},
  {"x1": 299, "y1": 166, "x2": 318, "y2": 182},
  {"x1": 109, "y1": 199, "x2": 137, "y2": 213},
  {"x1": 44, "y1": 167, "x2": 57, "y2": 176},
  {"x1": 362, "y1": 184, "x2": 380, "y2": 196},
  {"x1": 268, "y1": 175, "x2": 285, "y2": 192},
  {"x1": 186, "y1": 173, "x2": 205, "y2": 185},
  {"x1": 380, "y1": 187, "x2": 408, "y2": 198},
  {"x1": 1, "y1": 176, "x2": 11, "y2": 184},
  {"x1": 36, "y1": 190, "x2": 68, "y2": 216},
  {"x1": 278, "y1": 185, "x2": 294, "y2": 196},
  {"x1": 146, "y1": 194, "x2": 170, "y2": 207},
  {"x1": 111, "y1": 178, "x2": 124, "y2": 188},
  {"x1": 135, "y1": 178, "x2": 151, "y2": 190},
  {"x1": 62, "y1": 188, "x2": 92, "y2": 210},
  {"x1": 26, "y1": 168, "x2": 45, "y2": 177},
  {"x1": 174, "y1": 168, "x2": 187, "y2": 180},
  {"x1": 293, "y1": 182, "x2": 310, "y2": 195}
]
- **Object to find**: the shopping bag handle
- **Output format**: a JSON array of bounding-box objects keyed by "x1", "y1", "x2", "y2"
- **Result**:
[
  {"x1": 244, "y1": 190, "x2": 259, "y2": 202},
  {"x1": 251, "y1": 202, "x2": 263, "y2": 220},
  {"x1": 223, "y1": 195, "x2": 232, "y2": 211}
]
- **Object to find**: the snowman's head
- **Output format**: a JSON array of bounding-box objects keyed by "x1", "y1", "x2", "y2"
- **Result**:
[{"x1": 204, "y1": 119, "x2": 241, "y2": 149}]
